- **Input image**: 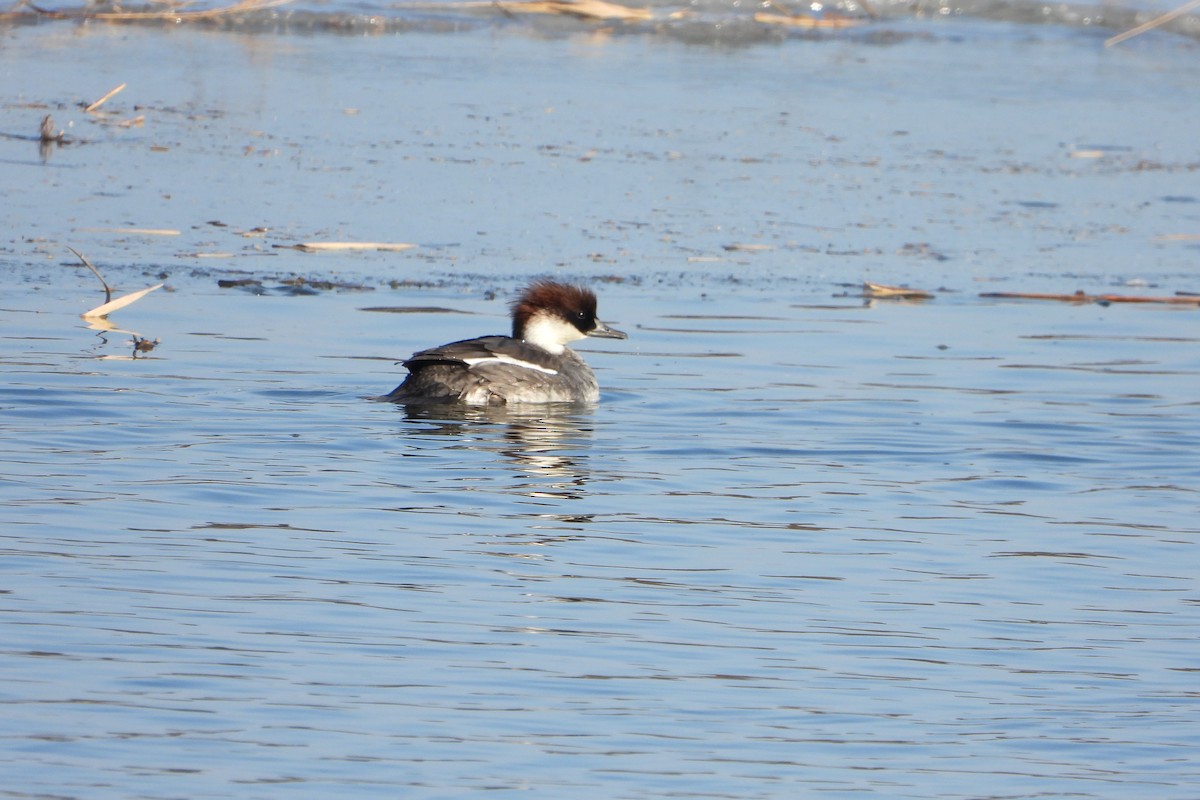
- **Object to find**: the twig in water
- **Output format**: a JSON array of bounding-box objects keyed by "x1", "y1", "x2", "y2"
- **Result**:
[
  {"x1": 67, "y1": 245, "x2": 112, "y2": 303},
  {"x1": 83, "y1": 227, "x2": 181, "y2": 236},
  {"x1": 753, "y1": 8, "x2": 859, "y2": 28},
  {"x1": 276, "y1": 241, "x2": 417, "y2": 253},
  {"x1": 36, "y1": 0, "x2": 293, "y2": 21},
  {"x1": 401, "y1": 0, "x2": 652, "y2": 20},
  {"x1": 493, "y1": 0, "x2": 652, "y2": 21},
  {"x1": 84, "y1": 83, "x2": 126, "y2": 113},
  {"x1": 864, "y1": 282, "x2": 934, "y2": 300},
  {"x1": 84, "y1": 283, "x2": 165, "y2": 318},
  {"x1": 980, "y1": 290, "x2": 1200, "y2": 306},
  {"x1": 67, "y1": 246, "x2": 166, "y2": 318},
  {"x1": 1105, "y1": 0, "x2": 1200, "y2": 46}
]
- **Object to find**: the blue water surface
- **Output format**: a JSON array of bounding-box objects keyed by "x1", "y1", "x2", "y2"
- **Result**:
[{"x1": 1, "y1": 15, "x2": 1199, "y2": 800}]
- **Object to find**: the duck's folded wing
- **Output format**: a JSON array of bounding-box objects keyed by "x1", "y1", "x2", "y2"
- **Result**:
[{"x1": 405, "y1": 336, "x2": 560, "y2": 375}]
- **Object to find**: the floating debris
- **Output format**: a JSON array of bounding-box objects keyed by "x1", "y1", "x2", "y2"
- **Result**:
[
  {"x1": 276, "y1": 241, "x2": 416, "y2": 253},
  {"x1": 863, "y1": 282, "x2": 935, "y2": 300},
  {"x1": 980, "y1": 290, "x2": 1200, "y2": 306},
  {"x1": 722, "y1": 243, "x2": 773, "y2": 252},
  {"x1": 38, "y1": 115, "x2": 65, "y2": 144},
  {"x1": 84, "y1": 227, "x2": 182, "y2": 236},
  {"x1": 30, "y1": 0, "x2": 294, "y2": 22},
  {"x1": 397, "y1": 0, "x2": 654, "y2": 21},
  {"x1": 83, "y1": 83, "x2": 126, "y2": 113},
  {"x1": 279, "y1": 276, "x2": 375, "y2": 291},
  {"x1": 1106, "y1": 0, "x2": 1200, "y2": 46},
  {"x1": 360, "y1": 306, "x2": 474, "y2": 314},
  {"x1": 67, "y1": 247, "x2": 164, "y2": 356},
  {"x1": 82, "y1": 283, "x2": 165, "y2": 319},
  {"x1": 131, "y1": 336, "x2": 160, "y2": 357},
  {"x1": 496, "y1": 0, "x2": 653, "y2": 20},
  {"x1": 407, "y1": 0, "x2": 860, "y2": 24},
  {"x1": 218, "y1": 275, "x2": 375, "y2": 293},
  {"x1": 752, "y1": 11, "x2": 859, "y2": 28},
  {"x1": 896, "y1": 242, "x2": 949, "y2": 261}
]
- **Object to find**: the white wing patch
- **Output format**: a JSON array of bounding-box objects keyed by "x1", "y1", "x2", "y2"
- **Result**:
[{"x1": 463, "y1": 354, "x2": 558, "y2": 376}]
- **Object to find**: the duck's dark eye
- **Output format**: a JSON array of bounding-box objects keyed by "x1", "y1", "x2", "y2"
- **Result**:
[{"x1": 576, "y1": 310, "x2": 587, "y2": 320}]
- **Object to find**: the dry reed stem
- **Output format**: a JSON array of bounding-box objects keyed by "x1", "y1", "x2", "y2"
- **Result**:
[
  {"x1": 723, "y1": 243, "x2": 773, "y2": 252},
  {"x1": 68, "y1": 246, "x2": 164, "y2": 320},
  {"x1": 980, "y1": 291, "x2": 1200, "y2": 305},
  {"x1": 394, "y1": 0, "x2": 651, "y2": 21},
  {"x1": 33, "y1": 0, "x2": 291, "y2": 21},
  {"x1": 84, "y1": 227, "x2": 182, "y2": 235},
  {"x1": 1105, "y1": 0, "x2": 1200, "y2": 45},
  {"x1": 494, "y1": 0, "x2": 652, "y2": 21},
  {"x1": 83, "y1": 283, "x2": 164, "y2": 319},
  {"x1": 85, "y1": 83, "x2": 126, "y2": 113},
  {"x1": 67, "y1": 246, "x2": 112, "y2": 303},
  {"x1": 283, "y1": 242, "x2": 417, "y2": 253},
  {"x1": 412, "y1": 0, "x2": 856, "y2": 23},
  {"x1": 753, "y1": 11, "x2": 859, "y2": 28},
  {"x1": 864, "y1": 282, "x2": 934, "y2": 299}
]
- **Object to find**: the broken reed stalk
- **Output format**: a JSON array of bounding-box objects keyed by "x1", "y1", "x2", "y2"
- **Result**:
[
  {"x1": 32, "y1": 0, "x2": 292, "y2": 21},
  {"x1": 67, "y1": 247, "x2": 165, "y2": 319},
  {"x1": 980, "y1": 290, "x2": 1200, "y2": 305},
  {"x1": 85, "y1": 227, "x2": 182, "y2": 236},
  {"x1": 492, "y1": 0, "x2": 652, "y2": 21},
  {"x1": 1105, "y1": 0, "x2": 1200, "y2": 46},
  {"x1": 752, "y1": 10, "x2": 859, "y2": 27},
  {"x1": 395, "y1": 0, "x2": 656, "y2": 21},
  {"x1": 68, "y1": 245, "x2": 112, "y2": 303},
  {"x1": 270, "y1": 241, "x2": 416, "y2": 253},
  {"x1": 863, "y1": 282, "x2": 933, "y2": 299},
  {"x1": 85, "y1": 83, "x2": 126, "y2": 113}
]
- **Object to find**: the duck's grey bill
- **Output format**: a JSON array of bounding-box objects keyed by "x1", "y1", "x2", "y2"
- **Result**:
[{"x1": 589, "y1": 320, "x2": 627, "y2": 340}]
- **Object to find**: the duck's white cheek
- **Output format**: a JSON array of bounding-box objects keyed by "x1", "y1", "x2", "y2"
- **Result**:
[{"x1": 521, "y1": 316, "x2": 584, "y2": 353}]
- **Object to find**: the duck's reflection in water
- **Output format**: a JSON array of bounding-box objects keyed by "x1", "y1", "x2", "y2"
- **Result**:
[{"x1": 394, "y1": 403, "x2": 598, "y2": 500}]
